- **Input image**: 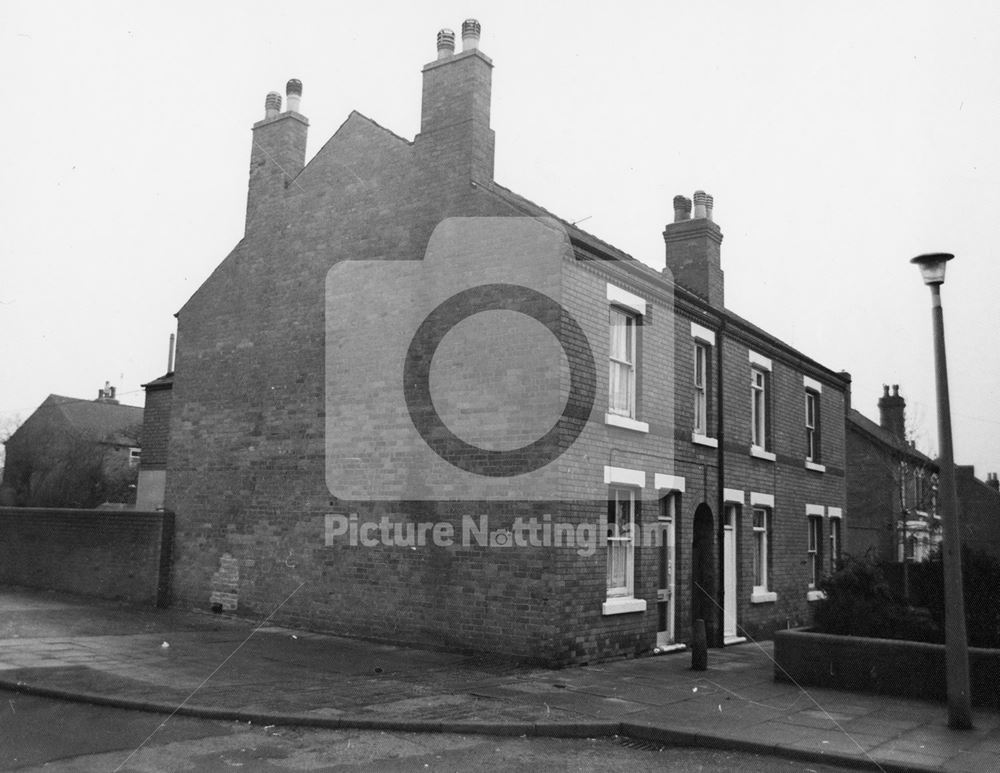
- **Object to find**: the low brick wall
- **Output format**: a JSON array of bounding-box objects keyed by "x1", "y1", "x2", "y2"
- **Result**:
[
  {"x1": 774, "y1": 628, "x2": 1000, "y2": 708},
  {"x1": 0, "y1": 507, "x2": 173, "y2": 606}
]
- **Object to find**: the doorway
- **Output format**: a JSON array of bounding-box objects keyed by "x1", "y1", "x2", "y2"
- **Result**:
[
  {"x1": 722, "y1": 504, "x2": 746, "y2": 644},
  {"x1": 656, "y1": 495, "x2": 677, "y2": 648}
]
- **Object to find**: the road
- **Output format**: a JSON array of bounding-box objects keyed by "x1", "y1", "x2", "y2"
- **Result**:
[{"x1": 0, "y1": 689, "x2": 858, "y2": 772}]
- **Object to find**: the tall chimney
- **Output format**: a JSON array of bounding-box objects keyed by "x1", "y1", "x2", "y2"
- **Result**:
[
  {"x1": 245, "y1": 79, "x2": 309, "y2": 234},
  {"x1": 663, "y1": 190, "x2": 724, "y2": 308},
  {"x1": 878, "y1": 384, "x2": 907, "y2": 441},
  {"x1": 167, "y1": 333, "x2": 175, "y2": 373},
  {"x1": 417, "y1": 19, "x2": 495, "y2": 186}
]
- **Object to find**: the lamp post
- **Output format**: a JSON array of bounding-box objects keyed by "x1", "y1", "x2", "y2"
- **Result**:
[{"x1": 910, "y1": 252, "x2": 972, "y2": 729}]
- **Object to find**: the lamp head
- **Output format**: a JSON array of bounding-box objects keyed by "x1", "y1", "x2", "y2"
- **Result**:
[{"x1": 911, "y1": 253, "x2": 954, "y2": 286}]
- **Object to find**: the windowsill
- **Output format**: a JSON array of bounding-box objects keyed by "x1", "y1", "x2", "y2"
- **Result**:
[
  {"x1": 806, "y1": 590, "x2": 826, "y2": 602},
  {"x1": 691, "y1": 432, "x2": 718, "y2": 448},
  {"x1": 805, "y1": 461, "x2": 826, "y2": 473},
  {"x1": 602, "y1": 597, "x2": 647, "y2": 616},
  {"x1": 750, "y1": 590, "x2": 778, "y2": 604},
  {"x1": 605, "y1": 413, "x2": 650, "y2": 433},
  {"x1": 750, "y1": 446, "x2": 776, "y2": 462}
]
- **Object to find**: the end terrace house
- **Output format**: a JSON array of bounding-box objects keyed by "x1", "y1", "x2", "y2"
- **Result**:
[{"x1": 158, "y1": 20, "x2": 849, "y2": 664}]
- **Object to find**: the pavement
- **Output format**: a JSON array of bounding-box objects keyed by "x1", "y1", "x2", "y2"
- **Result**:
[{"x1": 0, "y1": 587, "x2": 998, "y2": 772}]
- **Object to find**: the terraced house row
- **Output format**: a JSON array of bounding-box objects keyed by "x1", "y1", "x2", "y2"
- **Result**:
[{"x1": 138, "y1": 20, "x2": 849, "y2": 664}]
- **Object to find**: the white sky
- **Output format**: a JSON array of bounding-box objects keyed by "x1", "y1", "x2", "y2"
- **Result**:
[{"x1": 1, "y1": 1, "x2": 998, "y2": 477}]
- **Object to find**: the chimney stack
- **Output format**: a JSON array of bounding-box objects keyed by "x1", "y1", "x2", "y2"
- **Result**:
[
  {"x1": 987, "y1": 472, "x2": 999, "y2": 492},
  {"x1": 663, "y1": 190, "x2": 724, "y2": 308},
  {"x1": 878, "y1": 384, "x2": 907, "y2": 441},
  {"x1": 245, "y1": 78, "x2": 309, "y2": 234},
  {"x1": 417, "y1": 19, "x2": 495, "y2": 186},
  {"x1": 97, "y1": 381, "x2": 119, "y2": 404}
]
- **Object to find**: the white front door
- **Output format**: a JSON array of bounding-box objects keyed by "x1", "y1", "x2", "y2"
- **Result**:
[
  {"x1": 723, "y1": 504, "x2": 744, "y2": 644},
  {"x1": 656, "y1": 510, "x2": 676, "y2": 648}
]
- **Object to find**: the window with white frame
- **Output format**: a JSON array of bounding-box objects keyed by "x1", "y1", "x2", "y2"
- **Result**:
[
  {"x1": 751, "y1": 368, "x2": 768, "y2": 449},
  {"x1": 752, "y1": 507, "x2": 770, "y2": 592},
  {"x1": 807, "y1": 515, "x2": 823, "y2": 588},
  {"x1": 694, "y1": 341, "x2": 709, "y2": 435},
  {"x1": 609, "y1": 308, "x2": 637, "y2": 418},
  {"x1": 805, "y1": 389, "x2": 820, "y2": 462},
  {"x1": 607, "y1": 487, "x2": 637, "y2": 598},
  {"x1": 829, "y1": 516, "x2": 841, "y2": 572}
]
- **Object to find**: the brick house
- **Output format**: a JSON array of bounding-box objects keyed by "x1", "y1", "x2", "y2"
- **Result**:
[
  {"x1": 2, "y1": 386, "x2": 142, "y2": 508},
  {"x1": 158, "y1": 20, "x2": 848, "y2": 663},
  {"x1": 847, "y1": 385, "x2": 1000, "y2": 565},
  {"x1": 846, "y1": 385, "x2": 941, "y2": 563},
  {"x1": 953, "y1": 466, "x2": 1000, "y2": 559}
]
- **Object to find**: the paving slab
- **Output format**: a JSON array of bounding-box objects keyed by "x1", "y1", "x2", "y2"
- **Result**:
[{"x1": 1, "y1": 585, "x2": 999, "y2": 772}]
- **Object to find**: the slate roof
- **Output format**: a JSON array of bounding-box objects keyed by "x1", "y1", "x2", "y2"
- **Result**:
[
  {"x1": 847, "y1": 407, "x2": 936, "y2": 467},
  {"x1": 41, "y1": 394, "x2": 143, "y2": 446},
  {"x1": 487, "y1": 182, "x2": 850, "y2": 384}
]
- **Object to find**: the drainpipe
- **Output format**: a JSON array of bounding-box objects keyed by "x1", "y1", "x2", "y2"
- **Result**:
[{"x1": 715, "y1": 316, "x2": 727, "y2": 648}]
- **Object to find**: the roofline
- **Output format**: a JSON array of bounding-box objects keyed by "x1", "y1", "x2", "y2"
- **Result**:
[
  {"x1": 482, "y1": 181, "x2": 850, "y2": 387},
  {"x1": 847, "y1": 409, "x2": 937, "y2": 467}
]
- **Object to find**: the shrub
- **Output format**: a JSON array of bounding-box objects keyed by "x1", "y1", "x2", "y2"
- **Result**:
[
  {"x1": 924, "y1": 546, "x2": 1000, "y2": 649},
  {"x1": 815, "y1": 554, "x2": 942, "y2": 643}
]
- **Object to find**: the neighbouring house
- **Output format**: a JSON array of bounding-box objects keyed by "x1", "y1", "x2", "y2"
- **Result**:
[
  {"x1": 953, "y1": 465, "x2": 1000, "y2": 559},
  {"x1": 846, "y1": 385, "x2": 940, "y2": 564},
  {"x1": 154, "y1": 20, "x2": 849, "y2": 664},
  {"x1": 1, "y1": 384, "x2": 143, "y2": 508},
  {"x1": 846, "y1": 385, "x2": 1000, "y2": 566}
]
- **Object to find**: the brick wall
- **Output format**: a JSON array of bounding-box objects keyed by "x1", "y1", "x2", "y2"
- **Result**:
[
  {"x1": 139, "y1": 383, "x2": 172, "y2": 469},
  {"x1": 0, "y1": 507, "x2": 173, "y2": 606}
]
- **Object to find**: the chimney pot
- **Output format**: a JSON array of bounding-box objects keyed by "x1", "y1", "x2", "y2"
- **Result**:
[
  {"x1": 461, "y1": 18, "x2": 481, "y2": 51},
  {"x1": 693, "y1": 190, "x2": 708, "y2": 219},
  {"x1": 878, "y1": 384, "x2": 907, "y2": 441},
  {"x1": 286, "y1": 79, "x2": 302, "y2": 113},
  {"x1": 673, "y1": 195, "x2": 692, "y2": 222},
  {"x1": 437, "y1": 28, "x2": 456, "y2": 59},
  {"x1": 987, "y1": 473, "x2": 999, "y2": 491},
  {"x1": 264, "y1": 91, "x2": 282, "y2": 119},
  {"x1": 705, "y1": 193, "x2": 715, "y2": 222}
]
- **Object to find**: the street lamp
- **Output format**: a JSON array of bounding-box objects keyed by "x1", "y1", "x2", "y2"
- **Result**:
[{"x1": 910, "y1": 252, "x2": 972, "y2": 730}]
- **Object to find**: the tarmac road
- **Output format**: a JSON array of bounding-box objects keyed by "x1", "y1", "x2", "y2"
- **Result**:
[{"x1": 0, "y1": 688, "x2": 858, "y2": 772}]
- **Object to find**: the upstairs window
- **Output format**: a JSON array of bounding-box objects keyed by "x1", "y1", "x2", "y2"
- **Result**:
[
  {"x1": 751, "y1": 368, "x2": 769, "y2": 449},
  {"x1": 694, "y1": 342, "x2": 709, "y2": 435},
  {"x1": 609, "y1": 308, "x2": 637, "y2": 418},
  {"x1": 805, "y1": 389, "x2": 820, "y2": 461}
]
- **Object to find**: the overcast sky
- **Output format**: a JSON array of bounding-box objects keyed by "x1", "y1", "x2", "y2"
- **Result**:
[{"x1": 2, "y1": 1, "x2": 998, "y2": 478}]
